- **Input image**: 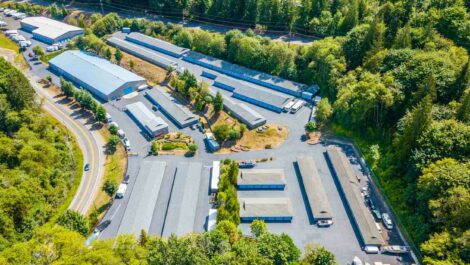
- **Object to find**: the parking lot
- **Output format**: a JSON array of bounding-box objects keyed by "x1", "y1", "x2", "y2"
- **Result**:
[{"x1": 1, "y1": 13, "x2": 415, "y2": 264}]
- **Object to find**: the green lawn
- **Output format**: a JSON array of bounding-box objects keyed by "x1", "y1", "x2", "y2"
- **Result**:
[
  {"x1": 0, "y1": 33, "x2": 19, "y2": 51},
  {"x1": 40, "y1": 49, "x2": 66, "y2": 63}
]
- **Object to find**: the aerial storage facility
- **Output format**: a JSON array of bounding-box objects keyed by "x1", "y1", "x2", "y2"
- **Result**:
[
  {"x1": 49, "y1": 50, "x2": 146, "y2": 101},
  {"x1": 126, "y1": 102, "x2": 169, "y2": 137},
  {"x1": 237, "y1": 169, "x2": 287, "y2": 190},
  {"x1": 207, "y1": 87, "x2": 266, "y2": 129},
  {"x1": 20, "y1": 16, "x2": 83, "y2": 44},
  {"x1": 118, "y1": 161, "x2": 166, "y2": 236},
  {"x1": 239, "y1": 197, "x2": 294, "y2": 222},
  {"x1": 162, "y1": 162, "x2": 203, "y2": 237},
  {"x1": 296, "y1": 156, "x2": 334, "y2": 222},
  {"x1": 125, "y1": 32, "x2": 189, "y2": 58},
  {"x1": 326, "y1": 146, "x2": 385, "y2": 247},
  {"x1": 107, "y1": 37, "x2": 178, "y2": 69},
  {"x1": 145, "y1": 87, "x2": 199, "y2": 128}
]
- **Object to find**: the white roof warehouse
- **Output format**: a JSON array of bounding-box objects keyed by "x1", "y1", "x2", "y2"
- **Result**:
[{"x1": 20, "y1": 16, "x2": 84, "y2": 44}]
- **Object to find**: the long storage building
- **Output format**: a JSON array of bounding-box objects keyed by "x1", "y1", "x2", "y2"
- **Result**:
[
  {"x1": 49, "y1": 50, "x2": 146, "y2": 101},
  {"x1": 326, "y1": 146, "x2": 385, "y2": 247},
  {"x1": 162, "y1": 162, "x2": 203, "y2": 237},
  {"x1": 145, "y1": 87, "x2": 198, "y2": 128},
  {"x1": 237, "y1": 169, "x2": 287, "y2": 190},
  {"x1": 239, "y1": 197, "x2": 294, "y2": 222},
  {"x1": 126, "y1": 102, "x2": 169, "y2": 137},
  {"x1": 296, "y1": 156, "x2": 334, "y2": 222},
  {"x1": 125, "y1": 32, "x2": 189, "y2": 58},
  {"x1": 20, "y1": 16, "x2": 83, "y2": 44},
  {"x1": 183, "y1": 51, "x2": 318, "y2": 99},
  {"x1": 107, "y1": 36, "x2": 178, "y2": 69},
  {"x1": 118, "y1": 161, "x2": 166, "y2": 236},
  {"x1": 207, "y1": 87, "x2": 266, "y2": 129}
]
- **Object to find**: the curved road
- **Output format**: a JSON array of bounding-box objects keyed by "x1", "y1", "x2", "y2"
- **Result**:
[{"x1": 27, "y1": 73, "x2": 106, "y2": 215}]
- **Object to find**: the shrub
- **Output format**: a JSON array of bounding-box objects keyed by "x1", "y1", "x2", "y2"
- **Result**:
[
  {"x1": 102, "y1": 179, "x2": 118, "y2": 197},
  {"x1": 57, "y1": 210, "x2": 89, "y2": 236}
]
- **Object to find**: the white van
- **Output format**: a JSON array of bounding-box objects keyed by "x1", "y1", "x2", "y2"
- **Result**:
[
  {"x1": 116, "y1": 183, "x2": 127, "y2": 199},
  {"x1": 363, "y1": 245, "x2": 380, "y2": 254}
]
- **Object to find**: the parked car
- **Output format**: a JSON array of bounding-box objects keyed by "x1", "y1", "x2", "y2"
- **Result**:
[
  {"x1": 46, "y1": 45, "x2": 59, "y2": 52},
  {"x1": 372, "y1": 209, "x2": 382, "y2": 220},
  {"x1": 84, "y1": 163, "x2": 90, "y2": 171},
  {"x1": 367, "y1": 198, "x2": 376, "y2": 210},
  {"x1": 382, "y1": 213, "x2": 394, "y2": 230},
  {"x1": 238, "y1": 160, "x2": 256, "y2": 168},
  {"x1": 151, "y1": 105, "x2": 158, "y2": 111},
  {"x1": 317, "y1": 220, "x2": 334, "y2": 227},
  {"x1": 363, "y1": 246, "x2": 380, "y2": 254}
]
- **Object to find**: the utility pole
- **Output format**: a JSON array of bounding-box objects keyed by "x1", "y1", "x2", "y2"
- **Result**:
[{"x1": 99, "y1": 0, "x2": 104, "y2": 15}]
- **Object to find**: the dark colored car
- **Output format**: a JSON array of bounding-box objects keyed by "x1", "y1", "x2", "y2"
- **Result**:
[
  {"x1": 94, "y1": 220, "x2": 111, "y2": 233},
  {"x1": 238, "y1": 161, "x2": 255, "y2": 168},
  {"x1": 152, "y1": 105, "x2": 158, "y2": 111},
  {"x1": 84, "y1": 163, "x2": 90, "y2": 171},
  {"x1": 372, "y1": 209, "x2": 382, "y2": 220}
]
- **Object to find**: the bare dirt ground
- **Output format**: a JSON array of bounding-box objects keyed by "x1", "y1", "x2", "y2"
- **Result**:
[{"x1": 119, "y1": 52, "x2": 168, "y2": 85}]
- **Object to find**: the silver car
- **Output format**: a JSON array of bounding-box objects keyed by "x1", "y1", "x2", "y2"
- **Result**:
[{"x1": 382, "y1": 213, "x2": 393, "y2": 230}]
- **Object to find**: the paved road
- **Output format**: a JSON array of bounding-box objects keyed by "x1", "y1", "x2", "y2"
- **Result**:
[{"x1": 26, "y1": 73, "x2": 106, "y2": 214}]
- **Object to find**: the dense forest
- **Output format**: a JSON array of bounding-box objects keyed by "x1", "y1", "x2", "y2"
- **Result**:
[
  {"x1": 0, "y1": 58, "x2": 81, "y2": 251},
  {"x1": 1, "y1": 0, "x2": 469, "y2": 264}
]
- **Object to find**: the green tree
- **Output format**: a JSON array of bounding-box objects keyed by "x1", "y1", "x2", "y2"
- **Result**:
[
  {"x1": 94, "y1": 105, "x2": 107, "y2": 123},
  {"x1": 300, "y1": 244, "x2": 337, "y2": 265},
  {"x1": 107, "y1": 135, "x2": 121, "y2": 153},
  {"x1": 315, "y1": 98, "x2": 333, "y2": 128},
  {"x1": 305, "y1": 121, "x2": 317, "y2": 132},
  {"x1": 56, "y1": 210, "x2": 89, "y2": 236},
  {"x1": 103, "y1": 179, "x2": 118, "y2": 197},
  {"x1": 213, "y1": 124, "x2": 231, "y2": 141},
  {"x1": 109, "y1": 124, "x2": 119, "y2": 135},
  {"x1": 257, "y1": 233, "x2": 301, "y2": 265},
  {"x1": 214, "y1": 91, "x2": 224, "y2": 112},
  {"x1": 105, "y1": 47, "x2": 112, "y2": 60},
  {"x1": 457, "y1": 88, "x2": 470, "y2": 123},
  {"x1": 114, "y1": 48, "x2": 123, "y2": 64},
  {"x1": 33, "y1": 45, "x2": 44, "y2": 56},
  {"x1": 250, "y1": 220, "x2": 267, "y2": 237}
]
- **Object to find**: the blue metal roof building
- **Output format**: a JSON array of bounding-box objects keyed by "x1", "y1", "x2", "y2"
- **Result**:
[{"x1": 49, "y1": 50, "x2": 146, "y2": 101}]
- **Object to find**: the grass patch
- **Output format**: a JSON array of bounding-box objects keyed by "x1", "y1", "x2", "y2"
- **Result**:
[
  {"x1": 161, "y1": 141, "x2": 188, "y2": 150},
  {"x1": 0, "y1": 34, "x2": 19, "y2": 51},
  {"x1": 88, "y1": 128, "x2": 127, "y2": 220},
  {"x1": 40, "y1": 49, "x2": 66, "y2": 63}
]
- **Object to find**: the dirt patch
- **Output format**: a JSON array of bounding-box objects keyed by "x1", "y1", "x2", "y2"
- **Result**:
[
  {"x1": 218, "y1": 124, "x2": 289, "y2": 154},
  {"x1": 119, "y1": 52, "x2": 168, "y2": 85},
  {"x1": 0, "y1": 47, "x2": 28, "y2": 70},
  {"x1": 307, "y1": 131, "x2": 322, "y2": 145}
]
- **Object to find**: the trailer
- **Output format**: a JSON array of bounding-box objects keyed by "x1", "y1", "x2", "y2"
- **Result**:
[{"x1": 290, "y1": 100, "x2": 305, "y2": 113}]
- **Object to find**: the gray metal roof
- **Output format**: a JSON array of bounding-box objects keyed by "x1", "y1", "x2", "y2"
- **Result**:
[
  {"x1": 326, "y1": 146, "x2": 385, "y2": 246},
  {"x1": 296, "y1": 156, "x2": 333, "y2": 220},
  {"x1": 49, "y1": 50, "x2": 145, "y2": 96},
  {"x1": 126, "y1": 32, "x2": 188, "y2": 56},
  {"x1": 107, "y1": 37, "x2": 177, "y2": 68},
  {"x1": 118, "y1": 161, "x2": 166, "y2": 236},
  {"x1": 207, "y1": 86, "x2": 266, "y2": 129},
  {"x1": 226, "y1": 76, "x2": 292, "y2": 108},
  {"x1": 126, "y1": 101, "x2": 168, "y2": 135},
  {"x1": 239, "y1": 197, "x2": 293, "y2": 218},
  {"x1": 145, "y1": 87, "x2": 198, "y2": 128},
  {"x1": 237, "y1": 169, "x2": 286, "y2": 185},
  {"x1": 162, "y1": 162, "x2": 203, "y2": 237},
  {"x1": 185, "y1": 51, "x2": 308, "y2": 93},
  {"x1": 21, "y1": 16, "x2": 83, "y2": 40}
]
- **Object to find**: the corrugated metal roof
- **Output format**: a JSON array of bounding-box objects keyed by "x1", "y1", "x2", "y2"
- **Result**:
[
  {"x1": 49, "y1": 50, "x2": 145, "y2": 96},
  {"x1": 162, "y1": 162, "x2": 203, "y2": 237},
  {"x1": 239, "y1": 197, "x2": 293, "y2": 218},
  {"x1": 107, "y1": 37, "x2": 178, "y2": 68},
  {"x1": 145, "y1": 87, "x2": 198, "y2": 127},
  {"x1": 126, "y1": 101, "x2": 168, "y2": 134},
  {"x1": 185, "y1": 51, "x2": 308, "y2": 93},
  {"x1": 296, "y1": 156, "x2": 334, "y2": 220},
  {"x1": 207, "y1": 86, "x2": 266, "y2": 128},
  {"x1": 21, "y1": 16, "x2": 83, "y2": 40},
  {"x1": 237, "y1": 169, "x2": 286, "y2": 185},
  {"x1": 118, "y1": 161, "x2": 166, "y2": 236},
  {"x1": 126, "y1": 32, "x2": 188, "y2": 56},
  {"x1": 326, "y1": 146, "x2": 385, "y2": 246}
]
